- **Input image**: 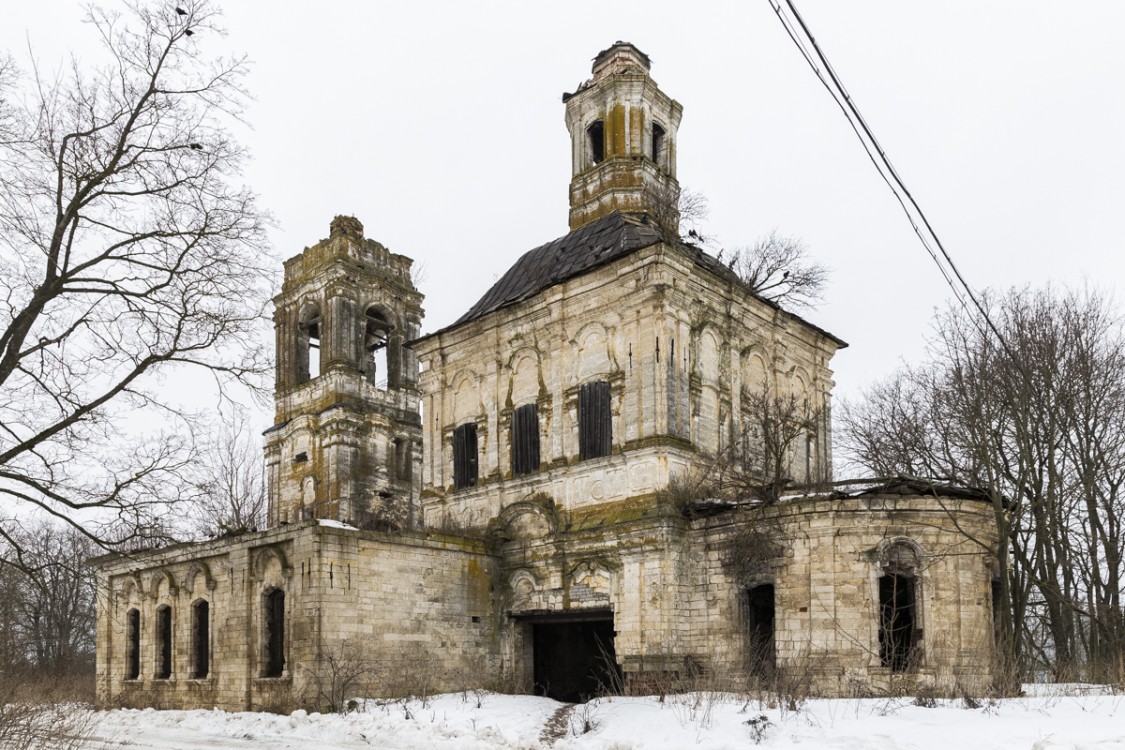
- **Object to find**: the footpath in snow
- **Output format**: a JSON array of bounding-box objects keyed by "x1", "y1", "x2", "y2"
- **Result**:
[{"x1": 85, "y1": 686, "x2": 1125, "y2": 750}]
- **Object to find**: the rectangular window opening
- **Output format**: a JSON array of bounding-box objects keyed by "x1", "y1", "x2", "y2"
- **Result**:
[
  {"x1": 879, "y1": 574, "x2": 917, "y2": 672},
  {"x1": 746, "y1": 584, "x2": 776, "y2": 676},
  {"x1": 264, "y1": 589, "x2": 285, "y2": 678},
  {"x1": 579, "y1": 381, "x2": 612, "y2": 461},
  {"x1": 155, "y1": 605, "x2": 172, "y2": 680},
  {"x1": 452, "y1": 422, "x2": 479, "y2": 490},
  {"x1": 511, "y1": 403, "x2": 540, "y2": 476},
  {"x1": 125, "y1": 609, "x2": 140, "y2": 681},
  {"x1": 192, "y1": 601, "x2": 210, "y2": 679}
]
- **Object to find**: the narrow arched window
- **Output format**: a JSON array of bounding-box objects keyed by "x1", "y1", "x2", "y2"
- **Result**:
[
  {"x1": 879, "y1": 543, "x2": 920, "y2": 672},
  {"x1": 453, "y1": 422, "x2": 479, "y2": 490},
  {"x1": 155, "y1": 605, "x2": 172, "y2": 679},
  {"x1": 364, "y1": 306, "x2": 393, "y2": 389},
  {"x1": 191, "y1": 600, "x2": 210, "y2": 679},
  {"x1": 125, "y1": 608, "x2": 140, "y2": 680},
  {"x1": 651, "y1": 122, "x2": 666, "y2": 165},
  {"x1": 297, "y1": 303, "x2": 322, "y2": 383},
  {"x1": 264, "y1": 589, "x2": 285, "y2": 677},
  {"x1": 587, "y1": 120, "x2": 605, "y2": 165}
]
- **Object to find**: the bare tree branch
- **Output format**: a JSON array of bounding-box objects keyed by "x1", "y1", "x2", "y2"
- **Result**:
[{"x1": 0, "y1": 1, "x2": 273, "y2": 562}]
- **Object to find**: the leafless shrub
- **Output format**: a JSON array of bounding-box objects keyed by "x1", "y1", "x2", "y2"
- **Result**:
[
  {"x1": 0, "y1": 668, "x2": 97, "y2": 750},
  {"x1": 304, "y1": 637, "x2": 377, "y2": 713}
]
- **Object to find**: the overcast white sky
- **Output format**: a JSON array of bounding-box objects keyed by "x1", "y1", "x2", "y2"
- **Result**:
[{"x1": 4, "y1": 1, "x2": 1124, "y2": 407}]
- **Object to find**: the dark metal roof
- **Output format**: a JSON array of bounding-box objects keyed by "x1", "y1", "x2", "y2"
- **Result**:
[
  {"x1": 412, "y1": 210, "x2": 847, "y2": 349},
  {"x1": 452, "y1": 211, "x2": 663, "y2": 329}
]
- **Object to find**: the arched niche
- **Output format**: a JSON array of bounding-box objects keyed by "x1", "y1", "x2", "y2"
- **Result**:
[
  {"x1": 252, "y1": 546, "x2": 292, "y2": 584},
  {"x1": 574, "y1": 323, "x2": 612, "y2": 381}
]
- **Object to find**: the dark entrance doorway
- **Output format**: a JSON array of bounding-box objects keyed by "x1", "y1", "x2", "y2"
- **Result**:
[{"x1": 531, "y1": 614, "x2": 621, "y2": 703}]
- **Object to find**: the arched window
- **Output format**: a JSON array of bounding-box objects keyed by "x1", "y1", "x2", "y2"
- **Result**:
[
  {"x1": 191, "y1": 600, "x2": 210, "y2": 679},
  {"x1": 651, "y1": 122, "x2": 666, "y2": 165},
  {"x1": 297, "y1": 303, "x2": 322, "y2": 383},
  {"x1": 155, "y1": 605, "x2": 172, "y2": 679},
  {"x1": 364, "y1": 306, "x2": 393, "y2": 389},
  {"x1": 587, "y1": 120, "x2": 605, "y2": 165},
  {"x1": 263, "y1": 589, "x2": 285, "y2": 678},
  {"x1": 452, "y1": 422, "x2": 479, "y2": 490},
  {"x1": 125, "y1": 608, "x2": 140, "y2": 681},
  {"x1": 879, "y1": 543, "x2": 921, "y2": 672}
]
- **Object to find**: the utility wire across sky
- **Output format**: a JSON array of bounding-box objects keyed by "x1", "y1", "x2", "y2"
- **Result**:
[{"x1": 770, "y1": 1, "x2": 1019, "y2": 366}]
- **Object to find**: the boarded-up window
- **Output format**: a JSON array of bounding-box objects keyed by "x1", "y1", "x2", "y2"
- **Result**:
[
  {"x1": 125, "y1": 608, "x2": 140, "y2": 680},
  {"x1": 511, "y1": 404, "x2": 540, "y2": 476},
  {"x1": 579, "y1": 381, "x2": 612, "y2": 460},
  {"x1": 264, "y1": 589, "x2": 285, "y2": 678},
  {"x1": 453, "y1": 422, "x2": 479, "y2": 490},
  {"x1": 155, "y1": 605, "x2": 172, "y2": 679},
  {"x1": 879, "y1": 574, "x2": 917, "y2": 672},
  {"x1": 192, "y1": 601, "x2": 209, "y2": 679},
  {"x1": 745, "y1": 584, "x2": 776, "y2": 675}
]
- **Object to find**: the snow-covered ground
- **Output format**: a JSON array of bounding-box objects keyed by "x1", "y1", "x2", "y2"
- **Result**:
[{"x1": 84, "y1": 686, "x2": 1125, "y2": 750}]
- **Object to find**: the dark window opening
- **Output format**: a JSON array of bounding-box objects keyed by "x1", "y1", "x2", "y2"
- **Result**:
[
  {"x1": 532, "y1": 617, "x2": 620, "y2": 703},
  {"x1": 264, "y1": 589, "x2": 285, "y2": 678},
  {"x1": 155, "y1": 605, "x2": 172, "y2": 679},
  {"x1": 579, "y1": 381, "x2": 612, "y2": 460},
  {"x1": 393, "y1": 437, "x2": 410, "y2": 481},
  {"x1": 192, "y1": 601, "x2": 209, "y2": 679},
  {"x1": 587, "y1": 120, "x2": 605, "y2": 165},
  {"x1": 511, "y1": 403, "x2": 540, "y2": 476},
  {"x1": 364, "y1": 306, "x2": 394, "y2": 389},
  {"x1": 651, "y1": 122, "x2": 666, "y2": 165},
  {"x1": 879, "y1": 574, "x2": 917, "y2": 672},
  {"x1": 745, "y1": 584, "x2": 776, "y2": 675},
  {"x1": 452, "y1": 422, "x2": 479, "y2": 490},
  {"x1": 125, "y1": 608, "x2": 140, "y2": 680},
  {"x1": 991, "y1": 578, "x2": 1003, "y2": 645},
  {"x1": 293, "y1": 451, "x2": 308, "y2": 463},
  {"x1": 297, "y1": 304, "x2": 322, "y2": 383}
]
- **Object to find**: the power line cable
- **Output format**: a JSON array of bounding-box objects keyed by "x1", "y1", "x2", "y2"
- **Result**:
[{"x1": 771, "y1": 1, "x2": 1018, "y2": 362}]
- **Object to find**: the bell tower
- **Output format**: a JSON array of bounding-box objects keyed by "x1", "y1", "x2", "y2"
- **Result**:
[
  {"x1": 265, "y1": 216, "x2": 424, "y2": 530},
  {"x1": 564, "y1": 42, "x2": 684, "y2": 232}
]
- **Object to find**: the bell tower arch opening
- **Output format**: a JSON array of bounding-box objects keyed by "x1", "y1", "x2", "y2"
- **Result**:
[
  {"x1": 364, "y1": 305, "x2": 394, "y2": 390},
  {"x1": 297, "y1": 302, "x2": 322, "y2": 382}
]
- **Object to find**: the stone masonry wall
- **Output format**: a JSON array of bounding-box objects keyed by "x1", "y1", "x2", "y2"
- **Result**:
[{"x1": 95, "y1": 522, "x2": 499, "y2": 712}]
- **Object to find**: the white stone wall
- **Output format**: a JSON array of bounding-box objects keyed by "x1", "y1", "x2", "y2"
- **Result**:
[{"x1": 95, "y1": 522, "x2": 498, "y2": 711}]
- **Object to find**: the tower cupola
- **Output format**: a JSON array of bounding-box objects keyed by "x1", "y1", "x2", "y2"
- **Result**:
[{"x1": 563, "y1": 42, "x2": 684, "y2": 232}]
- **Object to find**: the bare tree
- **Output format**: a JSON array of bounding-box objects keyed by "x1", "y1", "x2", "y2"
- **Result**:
[
  {"x1": 185, "y1": 409, "x2": 267, "y2": 539},
  {"x1": 0, "y1": 522, "x2": 96, "y2": 675},
  {"x1": 727, "y1": 232, "x2": 829, "y2": 311},
  {"x1": 841, "y1": 287, "x2": 1125, "y2": 683},
  {"x1": 0, "y1": 1, "x2": 271, "y2": 562}
]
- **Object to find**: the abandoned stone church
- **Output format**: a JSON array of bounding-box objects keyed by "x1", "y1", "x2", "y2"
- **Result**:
[{"x1": 93, "y1": 43, "x2": 999, "y2": 710}]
